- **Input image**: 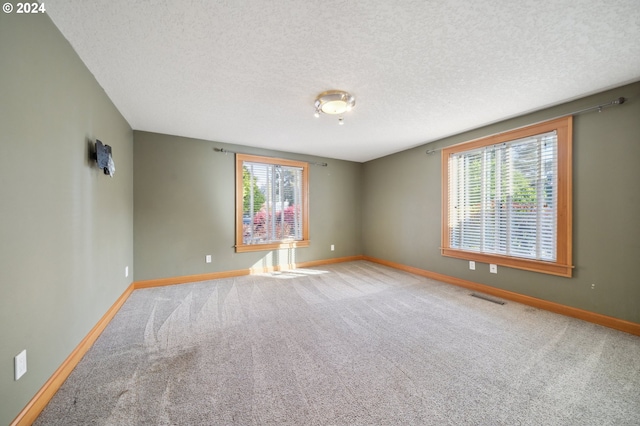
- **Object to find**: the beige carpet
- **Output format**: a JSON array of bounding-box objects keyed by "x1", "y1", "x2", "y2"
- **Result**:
[{"x1": 35, "y1": 261, "x2": 640, "y2": 425}]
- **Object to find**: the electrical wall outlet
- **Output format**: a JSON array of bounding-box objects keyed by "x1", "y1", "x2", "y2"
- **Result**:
[
  {"x1": 490, "y1": 264, "x2": 498, "y2": 274},
  {"x1": 15, "y1": 350, "x2": 27, "y2": 381},
  {"x1": 125, "y1": 266, "x2": 129, "y2": 277},
  {"x1": 205, "y1": 255, "x2": 212, "y2": 263},
  {"x1": 330, "y1": 244, "x2": 335, "y2": 251},
  {"x1": 469, "y1": 261, "x2": 475, "y2": 270}
]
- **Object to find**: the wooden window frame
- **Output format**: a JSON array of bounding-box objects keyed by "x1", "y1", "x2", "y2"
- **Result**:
[
  {"x1": 235, "y1": 154, "x2": 310, "y2": 253},
  {"x1": 441, "y1": 116, "x2": 573, "y2": 277}
]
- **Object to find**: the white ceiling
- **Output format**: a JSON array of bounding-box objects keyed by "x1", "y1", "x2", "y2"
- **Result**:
[{"x1": 46, "y1": 0, "x2": 640, "y2": 163}]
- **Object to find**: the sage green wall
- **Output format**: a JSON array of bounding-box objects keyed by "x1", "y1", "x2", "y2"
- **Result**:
[
  {"x1": 0, "y1": 11, "x2": 134, "y2": 425},
  {"x1": 362, "y1": 81, "x2": 640, "y2": 323},
  {"x1": 134, "y1": 132, "x2": 363, "y2": 281}
]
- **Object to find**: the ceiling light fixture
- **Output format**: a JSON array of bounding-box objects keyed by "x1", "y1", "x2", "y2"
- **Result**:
[{"x1": 314, "y1": 90, "x2": 355, "y2": 124}]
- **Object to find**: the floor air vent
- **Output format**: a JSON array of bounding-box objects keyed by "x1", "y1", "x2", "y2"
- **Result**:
[{"x1": 470, "y1": 293, "x2": 506, "y2": 305}]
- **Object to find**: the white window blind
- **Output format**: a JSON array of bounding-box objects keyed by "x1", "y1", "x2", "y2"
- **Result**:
[
  {"x1": 448, "y1": 130, "x2": 558, "y2": 261},
  {"x1": 242, "y1": 161, "x2": 304, "y2": 245}
]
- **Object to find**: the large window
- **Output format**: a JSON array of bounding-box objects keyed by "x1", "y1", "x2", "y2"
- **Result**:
[
  {"x1": 236, "y1": 154, "x2": 309, "y2": 253},
  {"x1": 441, "y1": 116, "x2": 573, "y2": 277}
]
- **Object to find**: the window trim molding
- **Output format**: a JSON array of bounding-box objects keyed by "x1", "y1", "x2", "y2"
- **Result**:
[
  {"x1": 441, "y1": 116, "x2": 573, "y2": 277},
  {"x1": 235, "y1": 154, "x2": 310, "y2": 253}
]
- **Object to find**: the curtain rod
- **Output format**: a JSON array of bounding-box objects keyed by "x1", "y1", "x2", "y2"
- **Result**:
[
  {"x1": 425, "y1": 96, "x2": 626, "y2": 155},
  {"x1": 213, "y1": 147, "x2": 328, "y2": 167}
]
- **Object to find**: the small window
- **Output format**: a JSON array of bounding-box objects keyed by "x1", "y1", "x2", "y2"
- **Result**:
[
  {"x1": 441, "y1": 116, "x2": 573, "y2": 277},
  {"x1": 236, "y1": 154, "x2": 309, "y2": 253}
]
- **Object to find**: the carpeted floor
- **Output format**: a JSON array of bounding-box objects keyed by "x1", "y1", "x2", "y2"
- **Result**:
[{"x1": 35, "y1": 261, "x2": 640, "y2": 425}]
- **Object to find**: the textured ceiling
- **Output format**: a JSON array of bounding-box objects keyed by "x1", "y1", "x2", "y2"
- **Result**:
[{"x1": 46, "y1": 0, "x2": 640, "y2": 162}]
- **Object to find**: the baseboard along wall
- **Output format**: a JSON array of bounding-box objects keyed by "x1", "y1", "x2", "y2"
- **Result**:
[
  {"x1": 133, "y1": 255, "x2": 365, "y2": 289},
  {"x1": 11, "y1": 283, "x2": 135, "y2": 426},
  {"x1": 363, "y1": 256, "x2": 640, "y2": 336},
  {"x1": 11, "y1": 255, "x2": 639, "y2": 425}
]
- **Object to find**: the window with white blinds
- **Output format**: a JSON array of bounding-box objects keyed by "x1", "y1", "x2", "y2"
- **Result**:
[
  {"x1": 449, "y1": 131, "x2": 557, "y2": 260},
  {"x1": 235, "y1": 154, "x2": 309, "y2": 252},
  {"x1": 441, "y1": 117, "x2": 573, "y2": 277}
]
